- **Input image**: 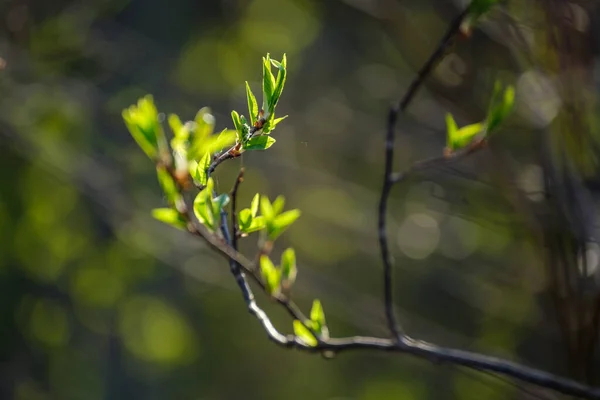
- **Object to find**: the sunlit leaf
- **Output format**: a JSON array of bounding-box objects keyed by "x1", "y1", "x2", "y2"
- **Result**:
[
  {"x1": 310, "y1": 299, "x2": 326, "y2": 332},
  {"x1": 270, "y1": 54, "x2": 287, "y2": 112},
  {"x1": 448, "y1": 122, "x2": 484, "y2": 151},
  {"x1": 260, "y1": 196, "x2": 274, "y2": 221},
  {"x1": 168, "y1": 114, "x2": 185, "y2": 140},
  {"x1": 156, "y1": 166, "x2": 180, "y2": 205},
  {"x1": 280, "y1": 247, "x2": 297, "y2": 289},
  {"x1": 272, "y1": 195, "x2": 285, "y2": 215},
  {"x1": 250, "y1": 193, "x2": 260, "y2": 218},
  {"x1": 243, "y1": 135, "x2": 276, "y2": 151},
  {"x1": 293, "y1": 320, "x2": 317, "y2": 347},
  {"x1": 194, "y1": 107, "x2": 215, "y2": 142},
  {"x1": 206, "y1": 129, "x2": 237, "y2": 154},
  {"x1": 238, "y1": 208, "x2": 253, "y2": 231},
  {"x1": 122, "y1": 95, "x2": 166, "y2": 160},
  {"x1": 152, "y1": 208, "x2": 187, "y2": 230},
  {"x1": 193, "y1": 178, "x2": 216, "y2": 231},
  {"x1": 260, "y1": 255, "x2": 280, "y2": 295},
  {"x1": 262, "y1": 54, "x2": 276, "y2": 114},
  {"x1": 269, "y1": 209, "x2": 301, "y2": 240},
  {"x1": 191, "y1": 152, "x2": 211, "y2": 187},
  {"x1": 231, "y1": 110, "x2": 243, "y2": 140}
]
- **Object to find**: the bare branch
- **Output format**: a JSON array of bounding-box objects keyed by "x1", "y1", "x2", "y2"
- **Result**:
[{"x1": 378, "y1": 4, "x2": 471, "y2": 344}]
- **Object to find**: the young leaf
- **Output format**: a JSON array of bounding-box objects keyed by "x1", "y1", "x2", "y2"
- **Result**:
[
  {"x1": 269, "y1": 209, "x2": 301, "y2": 240},
  {"x1": 310, "y1": 299, "x2": 330, "y2": 340},
  {"x1": 293, "y1": 320, "x2": 317, "y2": 347},
  {"x1": 156, "y1": 166, "x2": 180, "y2": 205},
  {"x1": 448, "y1": 122, "x2": 484, "y2": 151},
  {"x1": 247, "y1": 216, "x2": 266, "y2": 233},
  {"x1": 122, "y1": 95, "x2": 165, "y2": 160},
  {"x1": 272, "y1": 115, "x2": 288, "y2": 128},
  {"x1": 238, "y1": 208, "x2": 253, "y2": 232},
  {"x1": 445, "y1": 113, "x2": 458, "y2": 146},
  {"x1": 486, "y1": 84, "x2": 515, "y2": 134},
  {"x1": 246, "y1": 81, "x2": 259, "y2": 126},
  {"x1": 205, "y1": 129, "x2": 237, "y2": 154},
  {"x1": 260, "y1": 196, "x2": 275, "y2": 221},
  {"x1": 262, "y1": 54, "x2": 276, "y2": 114},
  {"x1": 191, "y1": 152, "x2": 211, "y2": 187},
  {"x1": 280, "y1": 247, "x2": 297, "y2": 289},
  {"x1": 272, "y1": 195, "x2": 285, "y2": 215},
  {"x1": 194, "y1": 107, "x2": 215, "y2": 142},
  {"x1": 260, "y1": 255, "x2": 281, "y2": 296},
  {"x1": 250, "y1": 193, "x2": 260, "y2": 218},
  {"x1": 193, "y1": 178, "x2": 217, "y2": 231},
  {"x1": 243, "y1": 135, "x2": 276, "y2": 151},
  {"x1": 231, "y1": 110, "x2": 243, "y2": 139},
  {"x1": 310, "y1": 299, "x2": 326, "y2": 329},
  {"x1": 193, "y1": 195, "x2": 216, "y2": 232},
  {"x1": 152, "y1": 208, "x2": 187, "y2": 230},
  {"x1": 168, "y1": 114, "x2": 186, "y2": 139},
  {"x1": 501, "y1": 85, "x2": 515, "y2": 117},
  {"x1": 270, "y1": 54, "x2": 287, "y2": 112}
]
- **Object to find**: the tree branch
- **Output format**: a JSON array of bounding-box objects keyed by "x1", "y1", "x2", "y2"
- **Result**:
[{"x1": 378, "y1": 3, "x2": 471, "y2": 344}]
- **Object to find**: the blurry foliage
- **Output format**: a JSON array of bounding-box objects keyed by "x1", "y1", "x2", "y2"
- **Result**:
[{"x1": 0, "y1": 0, "x2": 595, "y2": 398}]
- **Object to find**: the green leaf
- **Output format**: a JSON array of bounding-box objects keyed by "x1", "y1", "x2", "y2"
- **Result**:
[
  {"x1": 270, "y1": 54, "x2": 287, "y2": 112},
  {"x1": 187, "y1": 108, "x2": 218, "y2": 160},
  {"x1": 262, "y1": 54, "x2": 276, "y2": 114},
  {"x1": 247, "y1": 216, "x2": 266, "y2": 233},
  {"x1": 502, "y1": 85, "x2": 515, "y2": 116},
  {"x1": 310, "y1": 299, "x2": 326, "y2": 329},
  {"x1": 194, "y1": 107, "x2": 215, "y2": 142},
  {"x1": 260, "y1": 255, "x2": 281, "y2": 295},
  {"x1": 231, "y1": 110, "x2": 243, "y2": 140},
  {"x1": 310, "y1": 299, "x2": 329, "y2": 339},
  {"x1": 280, "y1": 247, "x2": 297, "y2": 289},
  {"x1": 272, "y1": 195, "x2": 285, "y2": 215},
  {"x1": 269, "y1": 209, "x2": 301, "y2": 240},
  {"x1": 238, "y1": 208, "x2": 253, "y2": 231},
  {"x1": 260, "y1": 196, "x2": 275, "y2": 221},
  {"x1": 485, "y1": 83, "x2": 515, "y2": 134},
  {"x1": 206, "y1": 129, "x2": 237, "y2": 154},
  {"x1": 261, "y1": 114, "x2": 288, "y2": 135},
  {"x1": 448, "y1": 121, "x2": 484, "y2": 151},
  {"x1": 445, "y1": 113, "x2": 458, "y2": 147},
  {"x1": 122, "y1": 95, "x2": 166, "y2": 160},
  {"x1": 250, "y1": 193, "x2": 260, "y2": 218},
  {"x1": 193, "y1": 178, "x2": 217, "y2": 231},
  {"x1": 191, "y1": 152, "x2": 211, "y2": 187},
  {"x1": 156, "y1": 166, "x2": 180, "y2": 205},
  {"x1": 293, "y1": 320, "x2": 317, "y2": 347},
  {"x1": 211, "y1": 193, "x2": 230, "y2": 220},
  {"x1": 273, "y1": 115, "x2": 288, "y2": 127},
  {"x1": 152, "y1": 208, "x2": 187, "y2": 230},
  {"x1": 246, "y1": 82, "x2": 259, "y2": 125},
  {"x1": 243, "y1": 135, "x2": 276, "y2": 151},
  {"x1": 168, "y1": 114, "x2": 185, "y2": 139}
]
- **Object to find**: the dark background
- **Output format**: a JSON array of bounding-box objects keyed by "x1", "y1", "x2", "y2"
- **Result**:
[{"x1": 0, "y1": 0, "x2": 595, "y2": 399}]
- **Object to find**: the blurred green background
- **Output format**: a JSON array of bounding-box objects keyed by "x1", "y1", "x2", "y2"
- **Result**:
[{"x1": 0, "y1": 0, "x2": 597, "y2": 399}]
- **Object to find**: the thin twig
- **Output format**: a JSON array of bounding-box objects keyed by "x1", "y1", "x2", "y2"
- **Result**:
[
  {"x1": 379, "y1": 105, "x2": 403, "y2": 341},
  {"x1": 230, "y1": 167, "x2": 245, "y2": 251},
  {"x1": 378, "y1": 4, "x2": 471, "y2": 343}
]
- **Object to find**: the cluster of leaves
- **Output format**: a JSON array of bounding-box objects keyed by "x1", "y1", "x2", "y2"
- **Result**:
[
  {"x1": 445, "y1": 81, "x2": 515, "y2": 152},
  {"x1": 232, "y1": 53, "x2": 288, "y2": 152},
  {"x1": 293, "y1": 300, "x2": 329, "y2": 346},
  {"x1": 122, "y1": 53, "x2": 328, "y2": 347}
]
